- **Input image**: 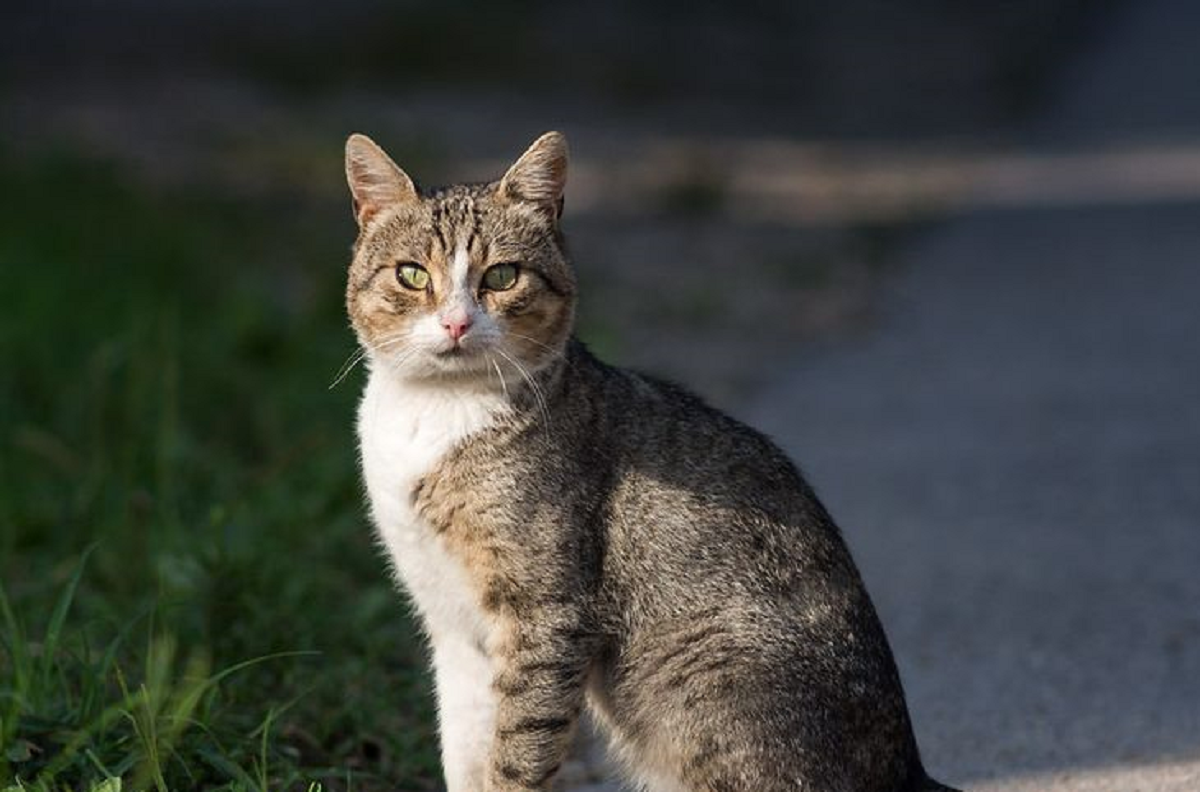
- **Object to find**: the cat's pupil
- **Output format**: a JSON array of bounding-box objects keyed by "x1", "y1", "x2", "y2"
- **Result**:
[
  {"x1": 483, "y1": 263, "x2": 518, "y2": 291},
  {"x1": 397, "y1": 262, "x2": 429, "y2": 291}
]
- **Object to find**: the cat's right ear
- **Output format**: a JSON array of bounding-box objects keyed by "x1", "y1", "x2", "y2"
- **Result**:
[{"x1": 345, "y1": 134, "x2": 418, "y2": 227}]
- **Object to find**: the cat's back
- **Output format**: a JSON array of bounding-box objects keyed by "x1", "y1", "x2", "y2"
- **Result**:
[
  {"x1": 561, "y1": 343, "x2": 874, "y2": 623},
  {"x1": 568, "y1": 343, "x2": 799, "y2": 482},
  {"x1": 572, "y1": 344, "x2": 846, "y2": 566}
]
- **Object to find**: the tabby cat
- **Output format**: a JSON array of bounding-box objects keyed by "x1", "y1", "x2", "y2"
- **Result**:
[{"x1": 344, "y1": 131, "x2": 957, "y2": 792}]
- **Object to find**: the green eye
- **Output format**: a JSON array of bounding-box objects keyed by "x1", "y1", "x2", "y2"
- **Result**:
[
  {"x1": 396, "y1": 262, "x2": 430, "y2": 290},
  {"x1": 482, "y1": 263, "x2": 519, "y2": 291}
]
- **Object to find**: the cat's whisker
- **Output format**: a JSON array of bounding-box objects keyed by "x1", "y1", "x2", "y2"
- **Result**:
[
  {"x1": 328, "y1": 330, "x2": 416, "y2": 389},
  {"x1": 504, "y1": 332, "x2": 563, "y2": 357},
  {"x1": 359, "y1": 345, "x2": 419, "y2": 402},
  {"x1": 489, "y1": 355, "x2": 511, "y2": 402},
  {"x1": 494, "y1": 349, "x2": 542, "y2": 416},
  {"x1": 378, "y1": 345, "x2": 422, "y2": 378},
  {"x1": 504, "y1": 333, "x2": 575, "y2": 371},
  {"x1": 329, "y1": 346, "x2": 369, "y2": 389},
  {"x1": 495, "y1": 348, "x2": 550, "y2": 426},
  {"x1": 370, "y1": 330, "x2": 419, "y2": 354},
  {"x1": 512, "y1": 355, "x2": 551, "y2": 418}
]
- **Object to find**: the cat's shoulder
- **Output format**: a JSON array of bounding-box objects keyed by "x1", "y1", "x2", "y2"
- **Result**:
[{"x1": 566, "y1": 340, "x2": 796, "y2": 467}]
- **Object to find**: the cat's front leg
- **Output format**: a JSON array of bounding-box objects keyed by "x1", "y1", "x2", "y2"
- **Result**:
[
  {"x1": 432, "y1": 633, "x2": 497, "y2": 792},
  {"x1": 486, "y1": 609, "x2": 592, "y2": 792}
]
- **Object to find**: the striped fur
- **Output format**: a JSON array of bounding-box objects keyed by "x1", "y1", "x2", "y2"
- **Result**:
[{"x1": 344, "y1": 133, "x2": 957, "y2": 792}]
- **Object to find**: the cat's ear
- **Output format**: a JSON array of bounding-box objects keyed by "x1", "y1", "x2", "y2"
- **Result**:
[
  {"x1": 498, "y1": 131, "x2": 568, "y2": 219},
  {"x1": 345, "y1": 133, "x2": 418, "y2": 227}
]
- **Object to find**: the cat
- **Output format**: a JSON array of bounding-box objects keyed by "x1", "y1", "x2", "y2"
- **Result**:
[{"x1": 344, "y1": 130, "x2": 959, "y2": 792}]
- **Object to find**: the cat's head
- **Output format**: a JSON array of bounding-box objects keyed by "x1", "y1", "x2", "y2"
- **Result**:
[{"x1": 344, "y1": 131, "x2": 575, "y2": 384}]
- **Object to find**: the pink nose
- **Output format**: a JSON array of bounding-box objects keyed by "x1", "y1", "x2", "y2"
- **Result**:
[{"x1": 441, "y1": 308, "x2": 472, "y2": 342}]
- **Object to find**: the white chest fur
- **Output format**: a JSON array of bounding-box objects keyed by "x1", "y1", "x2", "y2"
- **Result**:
[{"x1": 357, "y1": 368, "x2": 508, "y2": 645}]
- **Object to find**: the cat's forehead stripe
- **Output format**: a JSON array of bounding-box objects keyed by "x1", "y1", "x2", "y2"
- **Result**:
[{"x1": 429, "y1": 192, "x2": 484, "y2": 261}]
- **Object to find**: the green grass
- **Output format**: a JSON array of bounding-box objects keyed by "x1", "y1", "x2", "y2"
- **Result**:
[{"x1": 0, "y1": 152, "x2": 440, "y2": 790}]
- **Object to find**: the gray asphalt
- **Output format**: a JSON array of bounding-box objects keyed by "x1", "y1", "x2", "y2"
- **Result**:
[{"x1": 748, "y1": 1, "x2": 1200, "y2": 788}]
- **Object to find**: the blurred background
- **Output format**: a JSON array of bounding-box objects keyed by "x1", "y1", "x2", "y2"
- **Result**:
[{"x1": 3, "y1": 1, "x2": 1198, "y2": 790}]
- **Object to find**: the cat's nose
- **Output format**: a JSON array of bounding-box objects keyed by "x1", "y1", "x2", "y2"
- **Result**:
[{"x1": 441, "y1": 307, "x2": 473, "y2": 342}]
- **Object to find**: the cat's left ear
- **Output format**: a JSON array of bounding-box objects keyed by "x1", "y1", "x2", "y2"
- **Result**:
[
  {"x1": 345, "y1": 133, "x2": 419, "y2": 227},
  {"x1": 498, "y1": 131, "x2": 568, "y2": 220}
]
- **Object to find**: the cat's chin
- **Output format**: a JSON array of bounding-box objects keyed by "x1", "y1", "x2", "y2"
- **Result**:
[{"x1": 370, "y1": 347, "x2": 503, "y2": 387}]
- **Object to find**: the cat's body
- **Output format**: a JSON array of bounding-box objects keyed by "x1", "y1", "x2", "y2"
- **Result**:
[{"x1": 345, "y1": 132, "x2": 957, "y2": 792}]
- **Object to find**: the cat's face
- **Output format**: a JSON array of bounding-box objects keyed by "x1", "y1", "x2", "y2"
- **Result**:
[{"x1": 344, "y1": 132, "x2": 575, "y2": 384}]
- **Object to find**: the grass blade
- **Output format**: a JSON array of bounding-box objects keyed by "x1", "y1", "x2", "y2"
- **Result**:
[
  {"x1": 0, "y1": 579, "x2": 29, "y2": 782},
  {"x1": 40, "y1": 544, "x2": 98, "y2": 692}
]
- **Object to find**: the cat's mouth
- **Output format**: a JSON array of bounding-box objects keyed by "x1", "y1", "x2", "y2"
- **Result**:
[
  {"x1": 434, "y1": 343, "x2": 482, "y2": 359},
  {"x1": 372, "y1": 337, "x2": 501, "y2": 381},
  {"x1": 427, "y1": 342, "x2": 493, "y2": 374}
]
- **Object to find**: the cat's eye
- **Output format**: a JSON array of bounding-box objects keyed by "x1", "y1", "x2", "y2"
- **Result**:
[
  {"x1": 482, "y1": 263, "x2": 519, "y2": 292},
  {"x1": 396, "y1": 262, "x2": 430, "y2": 291}
]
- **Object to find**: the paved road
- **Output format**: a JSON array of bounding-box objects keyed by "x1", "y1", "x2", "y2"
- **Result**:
[
  {"x1": 751, "y1": 200, "x2": 1200, "y2": 790},
  {"x1": 749, "y1": 1, "x2": 1200, "y2": 789}
]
